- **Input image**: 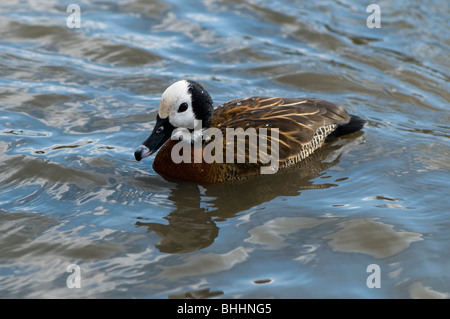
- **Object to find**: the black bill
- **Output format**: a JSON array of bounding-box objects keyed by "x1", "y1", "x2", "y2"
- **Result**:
[{"x1": 134, "y1": 115, "x2": 175, "y2": 161}]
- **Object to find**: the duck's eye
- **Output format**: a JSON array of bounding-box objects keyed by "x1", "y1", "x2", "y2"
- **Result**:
[
  {"x1": 178, "y1": 102, "x2": 188, "y2": 113},
  {"x1": 156, "y1": 126, "x2": 164, "y2": 134}
]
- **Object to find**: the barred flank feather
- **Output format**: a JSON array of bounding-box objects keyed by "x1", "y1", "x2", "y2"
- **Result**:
[{"x1": 210, "y1": 97, "x2": 354, "y2": 174}]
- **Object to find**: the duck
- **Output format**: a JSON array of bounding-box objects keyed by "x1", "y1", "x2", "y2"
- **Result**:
[{"x1": 134, "y1": 80, "x2": 365, "y2": 183}]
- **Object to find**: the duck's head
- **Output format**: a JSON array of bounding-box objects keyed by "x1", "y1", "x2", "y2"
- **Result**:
[{"x1": 134, "y1": 80, "x2": 213, "y2": 161}]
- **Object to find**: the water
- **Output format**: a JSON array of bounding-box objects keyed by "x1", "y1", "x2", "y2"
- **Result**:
[{"x1": 0, "y1": 0, "x2": 449, "y2": 299}]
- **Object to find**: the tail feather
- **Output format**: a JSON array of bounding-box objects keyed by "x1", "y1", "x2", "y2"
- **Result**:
[{"x1": 326, "y1": 114, "x2": 366, "y2": 141}]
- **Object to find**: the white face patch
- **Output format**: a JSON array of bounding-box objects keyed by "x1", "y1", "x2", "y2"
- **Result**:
[{"x1": 158, "y1": 80, "x2": 197, "y2": 129}]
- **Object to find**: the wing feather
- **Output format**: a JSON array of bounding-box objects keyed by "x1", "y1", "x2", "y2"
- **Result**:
[{"x1": 209, "y1": 97, "x2": 352, "y2": 177}]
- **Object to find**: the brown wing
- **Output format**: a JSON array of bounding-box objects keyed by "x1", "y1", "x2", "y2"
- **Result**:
[{"x1": 210, "y1": 97, "x2": 351, "y2": 167}]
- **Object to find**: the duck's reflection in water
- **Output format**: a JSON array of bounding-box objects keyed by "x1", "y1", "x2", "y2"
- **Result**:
[
  {"x1": 136, "y1": 133, "x2": 363, "y2": 253},
  {"x1": 136, "y1": 183, "x2": 219, "y2": 253}
]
